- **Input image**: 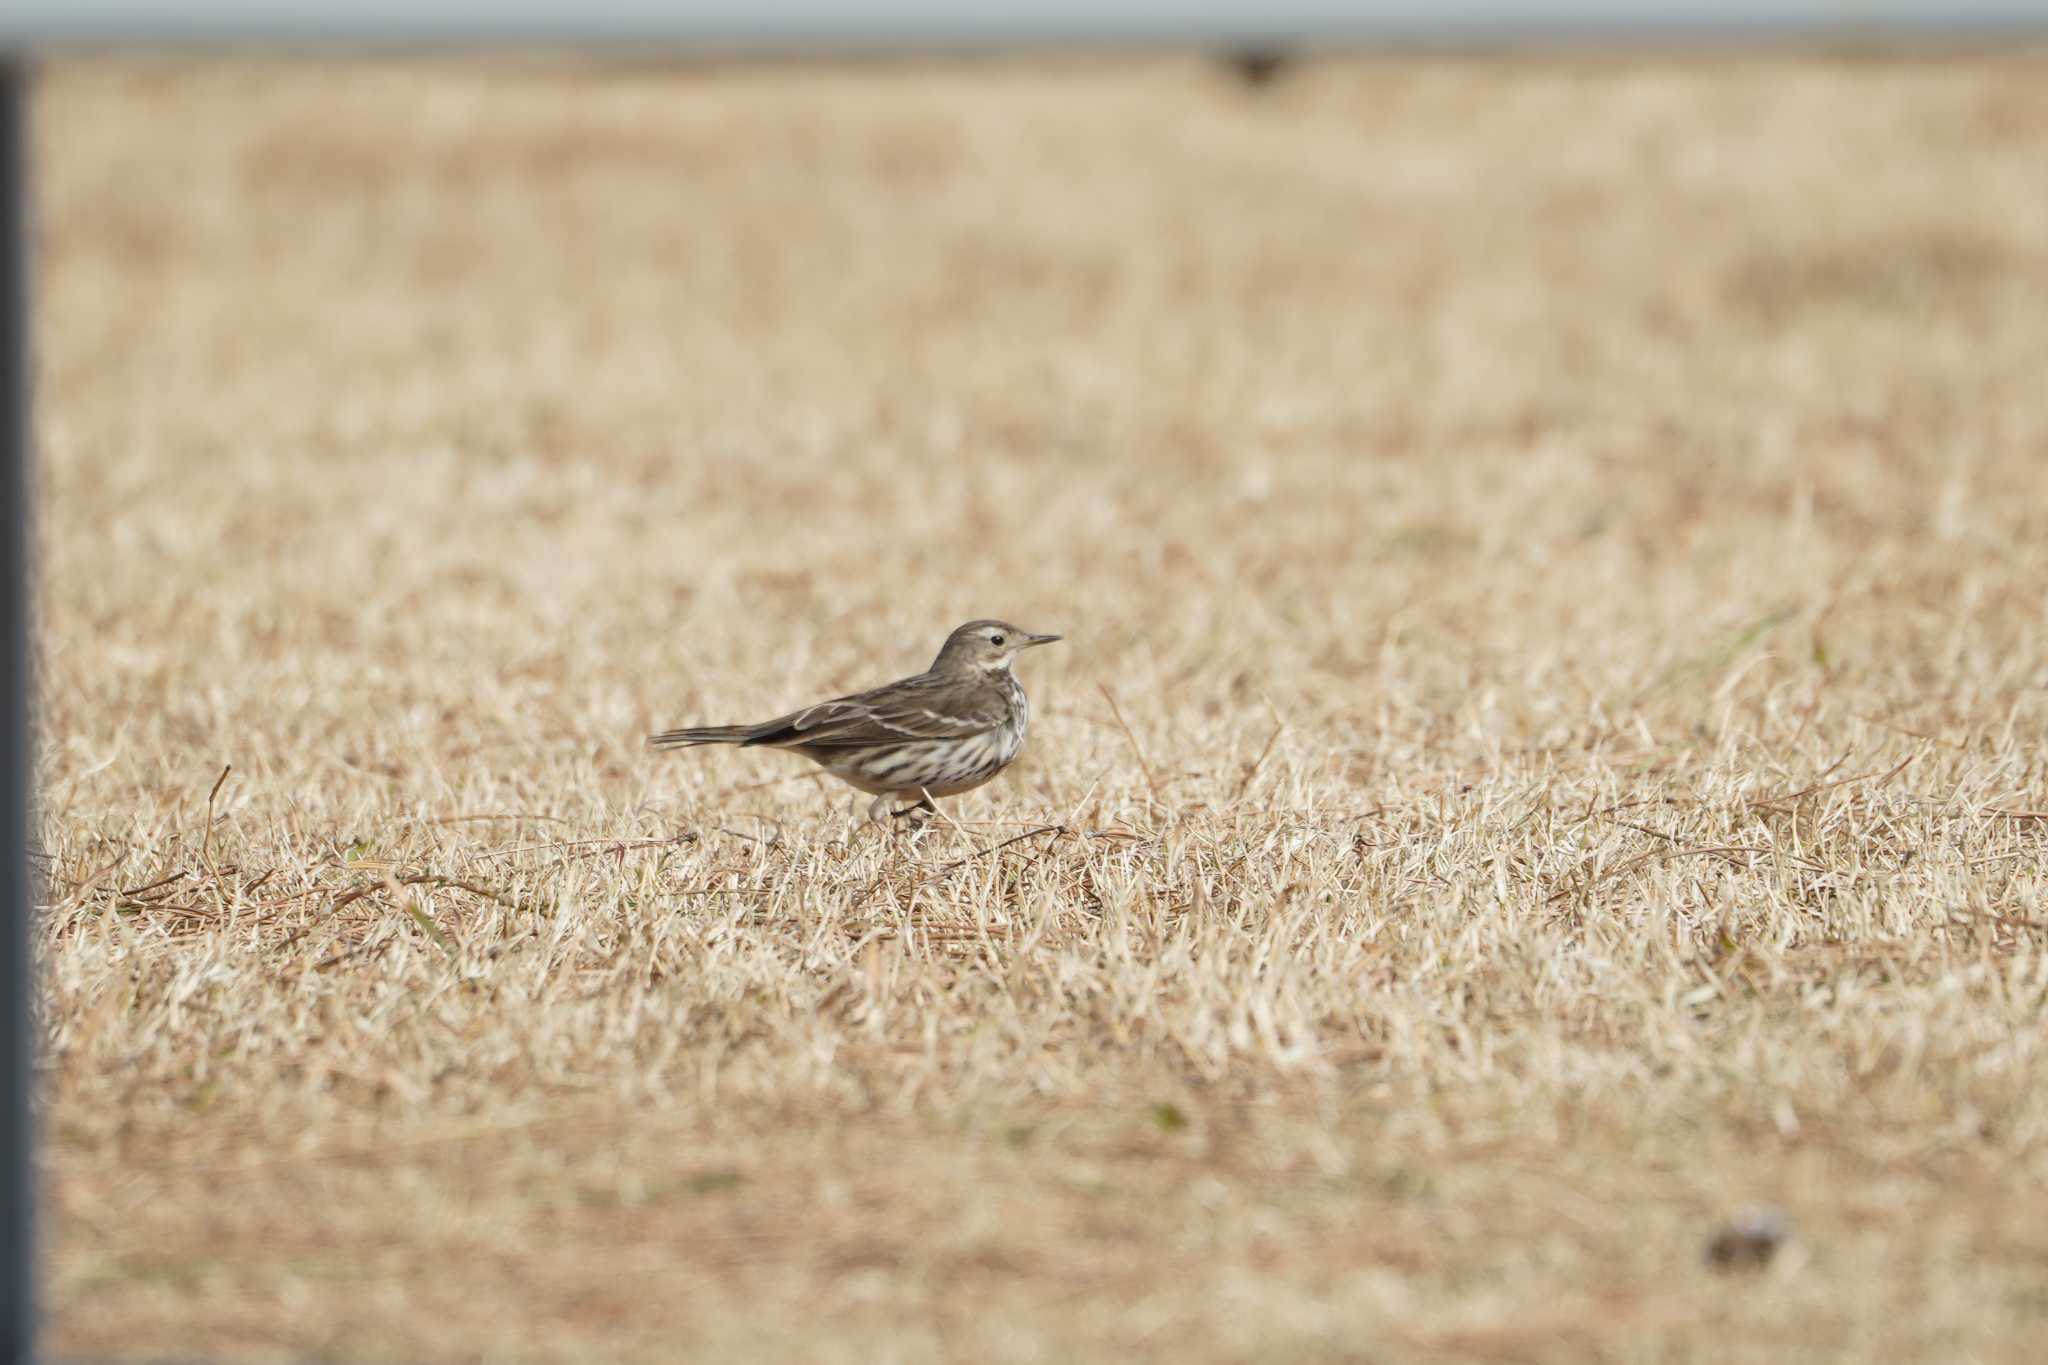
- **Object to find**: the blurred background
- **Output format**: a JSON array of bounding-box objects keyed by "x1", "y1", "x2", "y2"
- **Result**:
[{"x1": 36, "y1": 50, "x2": 2048, "y2": 785}]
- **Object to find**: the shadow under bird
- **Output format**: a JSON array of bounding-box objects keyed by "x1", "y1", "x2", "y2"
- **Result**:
[{"x1": 650, "y1": 620, "x2": 1062, "y2": 825}]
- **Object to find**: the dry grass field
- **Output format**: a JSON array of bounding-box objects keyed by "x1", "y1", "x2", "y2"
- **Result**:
[{"x1": 29, "y1": 51, "x2": 2048, "y2": 1361}]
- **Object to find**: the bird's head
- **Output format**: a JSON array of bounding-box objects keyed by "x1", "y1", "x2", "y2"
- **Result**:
[{"x1": 932, "y1": 619, "x2": 1062, "y2": 675}]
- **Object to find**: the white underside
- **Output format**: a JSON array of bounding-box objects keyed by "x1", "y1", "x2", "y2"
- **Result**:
[{"x1": 824, "y1": 723, "x2": 1025, "y2": 800}]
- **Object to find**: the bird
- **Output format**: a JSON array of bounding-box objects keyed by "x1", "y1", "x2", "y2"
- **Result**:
[{"x1": 649, "y1": 620, "x2": 1062, "y2": 825}]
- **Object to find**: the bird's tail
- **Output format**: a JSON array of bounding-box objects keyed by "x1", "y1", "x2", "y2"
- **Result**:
[{"x1": 648, "y1": 723, "x2": 760, "y2": 750}]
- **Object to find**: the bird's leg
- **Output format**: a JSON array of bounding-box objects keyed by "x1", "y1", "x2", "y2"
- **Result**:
[
  {"x1": 890, "y1": 795, "x2": 938, "y2": 848},
  {"x1": 890, "y1": 794, "x2": 937, "y2": 825},
  {"x1": 866, "y1": 792, "x2": 895, "y2": 827}
]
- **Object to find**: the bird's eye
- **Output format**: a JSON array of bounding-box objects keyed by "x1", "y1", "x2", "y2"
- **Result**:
[{"x1": 990, "y1": 633, "x2": 1005, "y2": 646}]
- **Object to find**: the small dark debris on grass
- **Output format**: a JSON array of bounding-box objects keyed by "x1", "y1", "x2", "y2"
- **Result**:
[
  {"x1": 1222, "y1": 47, "x2": 1295, "y2": 89},
  {"x1": 1705, "y1": 1205, "x2": 1792, "y2": 1270},
  {"x1": 1151, "y1": 1101, "x2": 1189, "y2": 1133}
]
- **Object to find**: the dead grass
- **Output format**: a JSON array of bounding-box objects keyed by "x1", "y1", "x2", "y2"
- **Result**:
[{"x1": 30, "y1": 51, "x2": 2048, "y2": 1362}]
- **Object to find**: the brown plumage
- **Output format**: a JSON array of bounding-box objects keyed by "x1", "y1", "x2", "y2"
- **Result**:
[{"x1": 650, "y1": 620, "x2": 1061, "y2": 824}]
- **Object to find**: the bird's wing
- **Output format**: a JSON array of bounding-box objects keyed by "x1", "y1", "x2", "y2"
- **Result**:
[{"x1": 746, "y1": 676, "x2": 1006, "y2": 749}]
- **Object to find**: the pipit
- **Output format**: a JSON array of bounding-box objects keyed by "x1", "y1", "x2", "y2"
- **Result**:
[{"x1": 650, "y1": 619, "x2": 1062, "y2": 824}]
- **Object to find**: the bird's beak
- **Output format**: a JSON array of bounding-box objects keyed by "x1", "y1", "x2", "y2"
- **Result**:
[{"x1": 1025, "y1": 632, "x2": 1063, "y2": 647}]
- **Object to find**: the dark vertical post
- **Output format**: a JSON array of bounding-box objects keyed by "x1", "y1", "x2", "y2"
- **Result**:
[{"x1": 0, "y1": 55, "x2": 33, "y2": 1365}]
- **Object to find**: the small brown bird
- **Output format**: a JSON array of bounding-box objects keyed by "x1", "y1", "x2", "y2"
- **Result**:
[{"x1": 650, "y1": 620, "x2": 1062, "y2": 825}]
